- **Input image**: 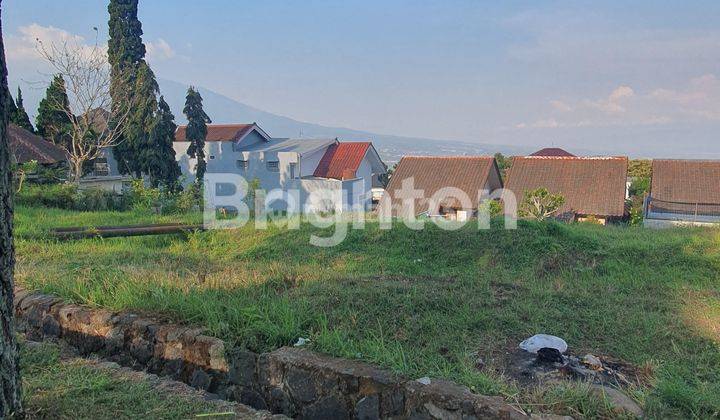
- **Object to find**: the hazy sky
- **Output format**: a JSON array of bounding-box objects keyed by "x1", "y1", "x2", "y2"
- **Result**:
[{"x1": 4, "y1": 0, "x2": 720, "y2": 156}]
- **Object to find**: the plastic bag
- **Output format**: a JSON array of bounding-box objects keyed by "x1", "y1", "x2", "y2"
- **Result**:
[{"x1": 519, "y1": 334, "x2": 568, "y2": 353}]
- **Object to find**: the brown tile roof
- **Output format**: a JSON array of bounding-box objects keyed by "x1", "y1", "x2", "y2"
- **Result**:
[
  {"x1": 504, "y1": 156, "x2": 628, "y2": 217},
  {"x1": 313, "y1": 142, "x2": 371, "y2": 180},
  {"x1": 175, "y1": 123, "x2": 255, "y2": 142},
  {"x1": 8, "y1": 124, "x2": 67, "y2": 164},
  {"x1": 530, "y1": 147, "x2": 575, "y2": 157},
  {"x1": 649, "y1": 159, "x2": 720, "y2": 215},
  {"x1": 385, "y1": 156, "x2": 501, "y2": 215}
]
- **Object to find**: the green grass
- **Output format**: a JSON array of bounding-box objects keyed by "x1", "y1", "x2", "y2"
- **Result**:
[
  {"x1": 14, "y1": 205, "x2": 202, "y2": 238},
  {"x1": 20, "y1": 340, "x2": 228, "y2": 419},
  {"x1": 14, "y1": 206, "x2": 720, "y2": 418}
]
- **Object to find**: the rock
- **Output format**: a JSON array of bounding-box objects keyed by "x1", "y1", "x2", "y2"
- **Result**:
[
  {"x1": 286, "y1": 368, "x2": 317, "y2": 403},
  {"x1": 424, "y1": 402, "x2": 462, "y2": 420},
  {"x1": 380, "y1": 388, "x2": 404, "y2": 417},
  {"x1": 129, "y1": 337, "x2": 154, "y2": 364},
  {"x1": 228, "y1": 349, "x2": 258, "y2": 386},
  {"x1": 268, "y1": 387, "x2": 293, "y2": 416},
  {"x1": 41, "y1": 313, "x2": 61, "y2": 337},
  {"x1": 190, "y1": 369, "x2": 212, "y2": 390},
  {"x1": 589, "y1": 385, "x2": 643, "y2": 417},
  {"x1": 416, "y1": 377, "x2": 432, "y2": 385},
  {"x1": 582, "y1": 354, "x2": 603, "y2": 370},
  {"x1": 238, "y1": 388, "x2": 268, "y2": 410},
  {"x1": 301, "y1": 395, "x2": 349, "y2": 420},
  {"x1": 355, "y1": 394, "x2": 380, "y2": 420}
]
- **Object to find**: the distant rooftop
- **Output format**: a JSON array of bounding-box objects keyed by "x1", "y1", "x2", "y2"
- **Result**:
[
  {"x1": 8, "y1": 124, "x2": 67, "y2": 164},
  {"x1": 530, "y1": 147, "x2": 575, "y2": 157},
  {"x1": 175, "y1": 123, "x2": 257, "y2": 142},
  {"x1": 242, "y1": 137, "x2": 337, "y2": 155}
]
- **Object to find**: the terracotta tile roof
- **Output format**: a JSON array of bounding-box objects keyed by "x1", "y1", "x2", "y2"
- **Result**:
[
  {"x1": 530, "y1": 147, "x2": 575, "y2": 157},
  {"x1": 504, "y1": 156, "x2": 628, "y2": 217},
  {"x1": 8, "y1": 124, "x2": 67, "y2": 164},
  {"x1": 313, "y1": 142, "x2": 371, "y2": 180},
  {"x1": 175, "y1": 123, "x2": 255, "y2": 142},
  {"x1": 649, "y1": 159, "x2": 720, "y2": 215},
  {"x1": 384, "y1": 156, "x2": 500, "y2": 215}
]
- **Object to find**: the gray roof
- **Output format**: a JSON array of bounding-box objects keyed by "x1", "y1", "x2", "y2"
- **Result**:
[{"x1": 242, "y1": 138, "x2": 337, "y2": 155}]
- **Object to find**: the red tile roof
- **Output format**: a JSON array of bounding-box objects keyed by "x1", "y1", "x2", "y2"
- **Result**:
[
  {"x1": 504, "y1": 156, "x2": 628, "y2": 218},
  {"x1": 384, "y1": 156, "x2": 502, "y2": 215},
  {"x1": 175, "y1": 124, "x2": 255, "y2": 142},
  {"x1": 313, "y1": 142, "x2": 371, "y2": 180},
  {"x1": 8, "y1": 124, "x2": 67, "y2": 164},
  {"x1": 649, "y1": 159, "x2": 720, "y2": 215},
  {"x1": 530, "y1": 148, "x2": 575, "y2": 157}
]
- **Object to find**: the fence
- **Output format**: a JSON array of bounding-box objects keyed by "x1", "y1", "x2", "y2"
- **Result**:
[{"x1": 644, "y1": 196, "x2": 720, "y2": 223}]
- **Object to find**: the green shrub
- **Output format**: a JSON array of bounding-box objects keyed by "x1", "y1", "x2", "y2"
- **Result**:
[
  {"x1": 629, "y1": 177, "x2": 650, "y2": 197},
  {"x1": 16, "y1": 184, "x2": 78, "y2": 209},
  {"x1": 74, "y1": 188, "x2": 131, "y2": 212},
  {"x1": 16, "y1": 181, "x2": 201, "y2": 214}
]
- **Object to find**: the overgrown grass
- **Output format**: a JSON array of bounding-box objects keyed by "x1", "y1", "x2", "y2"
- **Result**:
[
  {"x1": 14, "y1": 206, "x2": 720, "y2": 418},
  {"x1": 20, "y1": 340, "x2": 225, "y2": 419}
]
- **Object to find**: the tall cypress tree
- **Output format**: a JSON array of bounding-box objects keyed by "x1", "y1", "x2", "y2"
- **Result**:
[
  {"x1": 11, "y1": 87, "x2": 33, "y2": 132},
  {"x1": 147, "y1": 96, "x2": 180, "y2": 188},
  {"x1": 108, "y1": 0, "x2": 176, "y2": 180},
  {"x1": 121, "y1": 61, "x2": 158, "y2": 176},
  {"x1": 36, "y1": 75, "x2": 72, "y2": 147},
  {"x1": 183, "y1": 87, "x2": 211, "y2": 184}
]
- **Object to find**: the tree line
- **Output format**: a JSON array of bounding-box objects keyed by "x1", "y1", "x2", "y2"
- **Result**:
[{"x1": 8, "y1": 0, "x2": 210, "y2": 188}]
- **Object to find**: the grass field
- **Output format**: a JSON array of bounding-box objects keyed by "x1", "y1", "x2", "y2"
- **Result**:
[
  {"x1": 14, "y1": 205, "x2": 720, "y2": 418},
  {"x1": 20, "y1": 340, "x2": 228, "y2": 419}
]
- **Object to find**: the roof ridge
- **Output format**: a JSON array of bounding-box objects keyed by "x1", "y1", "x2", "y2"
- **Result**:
[
  {"x1": 517, "y1": 156, "x2": 627, "y2": 160},
  {"x1": 401, "y1": 155, "x2": 494, "y2": 159}
]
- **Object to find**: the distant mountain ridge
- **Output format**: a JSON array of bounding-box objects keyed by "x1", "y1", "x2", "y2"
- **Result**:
[
  {"x1": 155, "y1": 79, "x2": 532, "y2": 164},
  {"x1": 10, "y1": 76, "x2": 530, "y2": 165}
]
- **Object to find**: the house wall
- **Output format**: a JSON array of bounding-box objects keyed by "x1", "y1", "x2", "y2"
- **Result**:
[
  {"x1": 235, "y1": 131, "x2": 266, "y2": 149},
  {"x1": 174, "y1": 140, "x2": 379, "y2": 213},
  {"x1": 103, "y1": 147, "x2": 123, "y2": 177},
  {"x1": 300, "y1": 147, "x2": 326, "y2": 177},
  {"x1": 484, "y1": 165, "x2": 503, "y2": 192}
]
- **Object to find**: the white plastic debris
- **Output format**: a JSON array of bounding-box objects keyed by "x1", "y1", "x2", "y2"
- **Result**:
[
  {"x1": 519, "y1": 334, "x2": 568, "y2": 354},
  {"x1": 416, "y1": 377, "x2": 432, "y2": 385},
  {"x1": 294, "y1": 337, "x2": 310, "y2": 347}
]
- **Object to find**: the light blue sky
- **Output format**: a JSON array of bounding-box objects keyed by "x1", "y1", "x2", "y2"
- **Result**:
[{"x1": 4, "y1": 0, "x2": 720, "y2": 156}]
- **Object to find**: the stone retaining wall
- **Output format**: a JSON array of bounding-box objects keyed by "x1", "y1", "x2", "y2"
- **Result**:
[{"x1": 14, "y1": 288, "x2": 557, "y2": 419}]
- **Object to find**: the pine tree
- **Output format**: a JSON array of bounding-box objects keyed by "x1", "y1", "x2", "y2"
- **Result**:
[
  {"x1": 120, "y1": 61, "x2": 158, "y2": 177},
  {"x1": 183, "y1": 87, "x2": 211, "y2": 184},
  {"x1": 147, "y1": 96, "x2": 181, "y2": 188},
  {"x1": 0, "y1": 0, "x2": 24, "y2": 414},
  {"x1": 36, "y1": 75, "x2": 72, "y2": 147},
  {"x1": 11, "y1": 87, "x2": 33, "y2": 132},
  {"x1": 108, "y1": 0, "x2": 164, "y2": 178}
]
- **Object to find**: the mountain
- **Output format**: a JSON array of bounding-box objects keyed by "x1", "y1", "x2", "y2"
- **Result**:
[
  {"x1": 9, "y1": 76, "x2": 530, "y2": 166},
  {"x1": 155, "y1": 79, "x2": 532, "y2": 165}
]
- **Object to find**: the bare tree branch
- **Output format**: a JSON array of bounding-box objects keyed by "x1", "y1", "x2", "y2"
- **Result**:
[{"x1": 36, "y1": 33, "x2": 133, "y2": 182}]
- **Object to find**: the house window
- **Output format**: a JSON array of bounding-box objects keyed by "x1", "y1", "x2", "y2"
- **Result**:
[
  {"x1": 289, "y1": 163, "x2": 297, "y2": 179},
  {"x1": 267, "y1": 161, "x2": 279, "y2": 172},
  {"x1": 93, "y1": 158, "x2": 110, "y2": 176},
  {"x1": 236, "y1": 160, "x2": 248, "y2": 170}
]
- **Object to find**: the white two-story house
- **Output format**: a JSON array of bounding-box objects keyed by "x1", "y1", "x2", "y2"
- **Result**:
[{"x1": 173, "y1": 123, "x2": 386, "y2": 213}]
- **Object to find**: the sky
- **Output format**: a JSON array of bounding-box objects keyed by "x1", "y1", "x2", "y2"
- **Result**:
[{"x1": 4, "y1": 0, "x2": 720, "y2": 156}]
